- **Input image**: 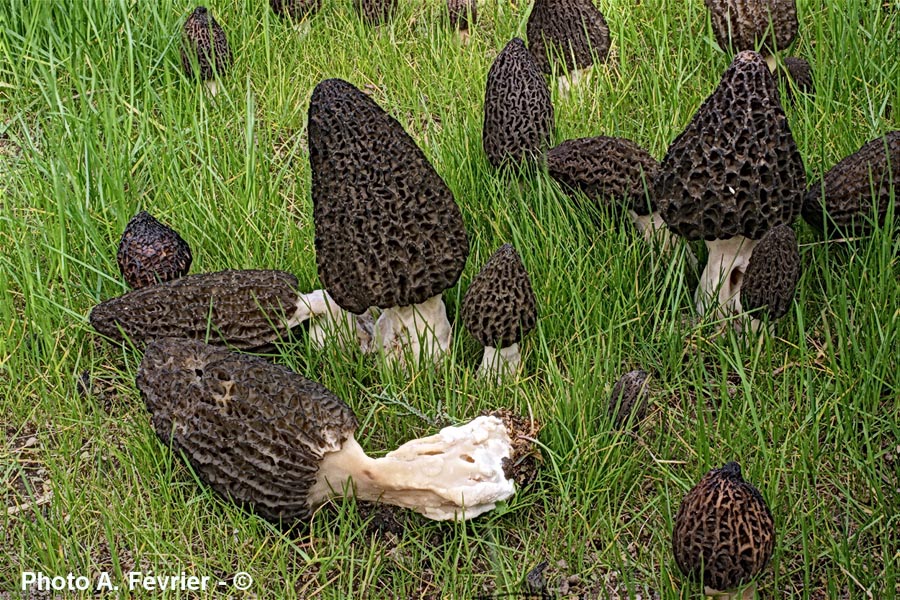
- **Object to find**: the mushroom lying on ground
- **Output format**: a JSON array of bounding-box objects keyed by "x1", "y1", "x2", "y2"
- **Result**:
[
  {"x1": 802, "y1": 130, "x2": 900, "y2": 239},
  {"x1": 269, "y1": 0, "x2": 321, "y2": 22},
  {"x1": 608, "y1": 370, "x2": 650, "y2": 430},
  {"x1": 90, "y1": 270, "x2": 371, "y2": 351},
  {"x1": 546, "y1": 136, "x2": 691, "y2": 261},
  {"x1": 461, "y1": 244, "x2": 537, "y2": 380},
  {"x1": 353, "y1": 0, "x2": 397, "y2": 25},
  {"x1": 307, "y1": 78, "x2": 469, "y2": 368},
  {"x1": 673, "y1": 462, "x2": 775, "y2": 599},
  {"x1": 117, "y1": 211, "x2": 192, "y2": 289},
  {"x1": 483, "y1": 38, "x2": 555, "y2": 170},
  {"x1": 181, "y1": 6, "x2": 233, "y2": 96},
  {"x1": 447, "y1": 0, "x2": 477, "y2": 41},
  {"x1": 704, "y1": 0, "x2": 798, "y2": 71},
  {"x1": 779, "y1": 56, "x2": 814, "y2": 102},
  {"x1": 526, "y1": 0, "x2": 610, "y2": 94},
  {"x1": 137, "y1": 337, "x2": 536, "y2": 521},
  {"x1": 654, "y1": 51, "x2": 805, "y2": 325}
]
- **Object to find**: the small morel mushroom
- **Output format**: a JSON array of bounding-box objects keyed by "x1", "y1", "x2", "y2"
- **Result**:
[
  {"x1": 779, "y1": 56, "x2": 814, "y2": 102},
  {"x1": 117, "y1": 211, "x2": 192, "y2": 289},
  {"x1": 673, "y1": 462, "x2": 775, "y2": 599},
  {"x1": 447, "y1": 0, "x2": 477, "y2": 41},
  {"x1": 269, "y1": 0, "x2": 321, "y2": 21},
  {"x1": 705, "y1": 0, "x2": 798, "y2": 70},
  {"x1": 526, "y1": 0, "x2": 611, "y2": 94},
  {"x1": 802, "y1": 130, "x2": 900, "y2": 239},
  {"x1": 308, "y1": 78, "x2": 469, "y2": 368},
  {"x1": 461, "y1": 244, "x2": 537, "y2": 380},
  {"x1": 483, "y1": 38, "x2": 555, "y2": 169},
  {"x1": 353, "y1": 0, "x2": 397, "y2": 25},
  {"x1": 137, "y1": 338, "x2": 531, "y2": 521},
  {"x1": 654, "y1": 51, "x2": 805, "y2": 326},
  {"x1": 90, "y1": 270, "x2": 370, "y2": 351},
  {"x1": 181, "y1": 6, "x2": 233, "y2": 96},
  {"x1": 608, "y1": 369, "x2": 650, "y2": 429},
  {"x1": 740, "y1": 224, "x2": 801, "y2": 331}
]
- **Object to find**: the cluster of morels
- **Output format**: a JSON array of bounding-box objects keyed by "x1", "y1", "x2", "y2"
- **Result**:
[{"x1": 87, "y1": 1, "x2": 898, "y2": 598}]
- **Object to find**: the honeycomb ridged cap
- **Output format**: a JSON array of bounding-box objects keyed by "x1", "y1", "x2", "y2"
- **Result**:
[
  {"x1": 741, "y1": 224, "x2": 801, "y2": 319},
  {"x1": 705, "y1": 0, "x2": 798, "y2": 55},
  {"x1": 526, "y1": 0, "x2": 611, "y2": 74}
]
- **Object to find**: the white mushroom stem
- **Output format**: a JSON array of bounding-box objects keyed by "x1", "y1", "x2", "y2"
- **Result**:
[
  {"x1": 290, "y1": 289, "x2": 373, "y2": 351},
  {"x1": 476, "y1": 344, "x2": 521, "y2": 381},
  {"x1": 307, "y1": 415, "x2": 516, "y2": 521},
  {"x1": 696, "y1": 236, "x2": 759, "y2": 320},
  {"x1": 764, "y1": 54, "x2": 777, "y2": 73},
  {"x1": 704, "y1": 580, "x2": 757, "y2": 600},
  {"x1": 374, "y1": 294, "x2": 452, "y2": 367},
  {"x1": 204, "y1": 80, "x2": 219, "y2": 96},
  {"x1": 557, "y1": 65, "x2": 593, "y2": 98},
  {"x1": 629, "y1": 210, "x2": 699, "y2": 270}
]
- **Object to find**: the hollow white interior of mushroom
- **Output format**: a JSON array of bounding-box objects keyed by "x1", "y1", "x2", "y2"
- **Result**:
[
  {"x1": 373, "y1": 294, "x2": 452, "y2": 367},
  {"x1": 307, "y1": 415, "x2": 516, "y2": 521},
  {"x1": 696, "y1": 236, "x2": 759, "y2": 320}
]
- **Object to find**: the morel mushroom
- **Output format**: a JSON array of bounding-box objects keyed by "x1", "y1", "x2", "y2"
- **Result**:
[
  {"x1": 461, "y1": 244, "x2": 537, "y2": 380},
  {"x1": 181, "y1": 6, "x2": 233, "y2": 96},
  {"x1": 779, "y1": 56, "x2": 814, "y2": 102},
  {"x1": 705, "y1": 0, "x2": 798, "y2": 71},
  {"x1": 802, "y1": 130, "x2": 900, "y2": 239},
  {"x1": 673, "y1": 462, "x2": 775, "y2": 598},
  {"x1": 740, "y1": 224, "x2": 801, "y2": 331},
  {"x1": 654, "y1": 51, "x2": 805, "y2": 325},
  {"x1": 137, "y1": 337, "x2": 526, "y2": 521},
  {"x1": 448, "y1": 0, "x2": 477, "y2": 41},
  {"x1": 354, "y1": 0, "x2": 397, "y2": 25},
  {"x1": 90, "y1": 270, "x2": 370, "y2": 351},
  {"x1": 117, "y1": 211, "x2": 192, "y2": 289},
  {"x1": 608, "y1": 369, "x2": 650, "y2": 430},
  {"x1": 269, "y1": 0, "x2": 321, "y2": 21},
  {"x1": 483, "y1": 38, "x2": 554, "y2": 169},
  {"x1": 526, "y1": 0, "x2": 610, "y2": 94},
  {"x1": 308, "y1": 78, "x2": 469, "y2": 367}
]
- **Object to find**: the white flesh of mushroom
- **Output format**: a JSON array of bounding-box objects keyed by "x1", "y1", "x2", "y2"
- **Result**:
[
  {"x1": 307, "y1": 415, "x2": 516, "y2": 521},
  {"x1": 696, "y1": 236, "x2": 759, "y2": 321},
  {"x1": 557, "y1": 65, "x2": 593, "y2": 98},
  {"x1": 373, "y1": 294, "x2": 452, "y2": 368},
  {"x1": 289, "y1": 289, "x2": 374, "y2": 351},
  {"x1": 476, "y1": 344, "x2": 521, "y2": 381},
  {"x1": 204, "y1": 80, "x2": 219, "y2": 96}
]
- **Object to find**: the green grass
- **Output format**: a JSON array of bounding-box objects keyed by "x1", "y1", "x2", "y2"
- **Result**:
[{"x1": 1, "y1": 0, "x2": 898, "y2": 598}]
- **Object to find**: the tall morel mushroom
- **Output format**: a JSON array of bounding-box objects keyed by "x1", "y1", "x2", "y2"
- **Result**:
[
  {"x1": 117, "y1": 211, "x2": 192, "y2": 289},
  {"x1": 739, "y1": 223, "x2": 801, "y2": 331},
  {"x1": 526, "y1": 0, "x2": 611, "y2": 93},
  {"x1": 483, "y1": 38, "x2": 555, "y2": 169},
  {"x1": 654, "y1": 51, "x2": 805, "y2": 325},
  {"x1": 608, "y1": 369, "x2": 650, "y2": 430},
  {"x1": 461, "y1": 244, "x2": 538, "y2": 380},
  {"x1": 90, "y1": 270, "x2": 370, "y2": 351},
  {"x1": 307, "y1": 78, "x2": 469, "y2": 367},
  {"x1": 802, "y1": 130, "x2": 900, "y2": 239},
  {"x1": 447, "y1": 0, "x2": 477, "y2": 40},
  {"x1": 137, "y1": 338, "x2": 529, "y2": 521},
  {"x1": 181, "y1": 6, "x2": 233, "y2": 96},
  {"x1": 705, "y1": 0, "x2": 798, "y2": 71},
  {"x1": 354, "y1": 0, "x2": 397, "y2": 25},
  {"x1": 269, "y1": 0, "x2": 321, "y2": 21},
  {"x1": 673, "y1": 462, "x2": 775, "y2": 598}
]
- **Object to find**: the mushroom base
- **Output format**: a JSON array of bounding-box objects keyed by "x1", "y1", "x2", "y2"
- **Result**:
[
  {"x1": 703, "y1": 581, "x2": 757, "y2": 600},
  {"x1": 291, "y1": 290, "x2": 374, "y2": 351},
  {"x1": 696, "y1": 236, "x2": 759, "y2": 323},
  {"x1": 557, "y1": 65, "x2": 593, "y2": 98},
  {"x1": 204, "y1": 80, "x2": 219, "y2": 97},
  {"x1": 374, "y1": 294, "x2": 452, "y2": 368},
  {"x1": 630, "y1": 210, "x2": 699, "y2": 270},
  {"x1": 307, "y1": 415, "x2": 516, "y2": 521},
  {"x1": 476, "y1": 344, "x2": 521, "y2": 381}
]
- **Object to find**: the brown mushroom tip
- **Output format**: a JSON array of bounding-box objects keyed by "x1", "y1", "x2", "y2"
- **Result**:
[
  {"x1": 741, "y1": 223, "x2": 801, "y2": 320},
  {"x1": 608, "y1": 369, "x2": 651, "y2": 429},
  {"x1": 781, "y1": 56, "x2": 814, "y2": 99},
  {"x1": 705, "y1": 0, "x2": 798, "y2": 55},
  {"x1": 526, "y1": 0, "x2": 611, "y2": 75},
  {"x1": 353, "y1": 0, "x2": 397, "y2": 25},
  {"x1": 484, "y1": 409, "x2": 542, "y2": 488},
  {"x1": 447, "y1": 0, "x2": 477, "y2": 31},
  {"x1": 116, "y1": 211, "x2": 193, "y2": 289},
  {"x1": 269, "y1": 0, "x2": 321, "y2": 20},
  {"x1": 180, "y1": 5, "x2": 233, "y2": 83}
]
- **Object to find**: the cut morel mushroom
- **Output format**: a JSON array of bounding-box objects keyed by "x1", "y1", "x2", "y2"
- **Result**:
[
  {"x1": 673, "y1": 462, "x2": 775, "y2": 599},
  {"x1": 353, "y1": 0, "x2": 397, "y2": 25},
  {"x1": 117, "y1": 211, "x2": 192, "y2": 289},
  {"x1": 181, "y1": 6, "x2": 233, "y2": 96},
  {"x1": 307, "y1": 78, "x2": 469, "y2": 368},
  {"x1": 137, "y1": 338, "x2": 529, "y2": 521},
  {"x1": 802, "y1": 130, "x2": 900, "y2": 239},
  {"x1": 654, "y1": 51, "x2": 805, "y2": 326},
  {"x1": 608, "y1": 369, "x2": 650, "y2": 430},
  {"x1": 447, "y1": 0, "x2": 477, "y2": 40},
  {"x1": 526, "y1": 0, "x2": 610, "y2": 94},
  {"x1": 704, "y1": 0, "x2": 798, "y2": 70},
  {"x1": 269, "y1": 0, "x2": 321, "y2": 22},
  {"x1": 90, "y1": 270, "x2": 370, "y2": 351},
  {"x1": 461, "y1": 244, "x2": 537, "y2": 380},
  {"x1": 483, "y1": 38, "x2": 554, "y2": 170}
]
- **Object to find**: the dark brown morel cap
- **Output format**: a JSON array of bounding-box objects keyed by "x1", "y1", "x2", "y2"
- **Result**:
[
  {"x1": 181, "y1": 6, "x2": 233, "y2": 81},
  {"x1": 353, "y1": 0, "x2": 397, "y2": 24},
  {"x1": 705, "y1": 0, "x2": 798, "y2": 55},
  {"x1": 655, "y1": 50, "x2": 806, "y2": 241},
  {"x1": 308, "y1": 78, "x2": 469, "y2": 315},
  {"x1": 741, "y1": 224, "x2": 801, "y2": 319},
  {"x1": 448, "y1": 0, "x2": 477, "y2": 31},
  {"x1": 136, "y1": 337, "x2": 358, "y2": 522},
  {"x1": 673, "y1": 462, "x2": 775, "y2": 592},
  {"x1": 547, "y1": 137, "x2": 659, "y2": 216},
  {"x1": 526, "y1": 0, "x2": 611, "y2": 74},
  {"x1": 482, "y1": 38, "x2": 555, "y2": 169},
  {"x1": 90, "y1": 269, "x2": 301, "y2": 350},
  {"x1": 802, "y1": 130, "x2": 900, "y2": 238},
  {"x1": 608, "y1": 369, "x2": 650, "y2": 429},
  {"x1": 117, "y1": 211, "x2": 192, "y2": 289},
  {"x1": 461, "y1": 244, "x2": 537, "y2": 348},
  {"x1": 780, "y1": 56, "x2": 814, "y2": 101},
  {"x1": 270, "y1": 0, "x2": 321, "y2": 20}
]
